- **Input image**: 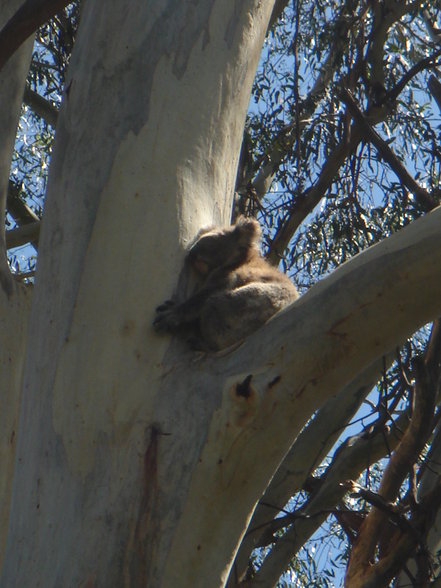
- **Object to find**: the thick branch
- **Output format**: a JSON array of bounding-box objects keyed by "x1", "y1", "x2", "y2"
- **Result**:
[
  {"x1": 347, "y1": 483, "x2": 441, "y2": 588},
  {"x1": 229, "y1": 355, "x2": 391, "y2": 584},
  {"x1": 366, "y1": 0, "x2": 420, "y2": 93},
  {"x1": 0, "y1": 280, "x2": 32, "y2": 563},
  {"x1": 245, "y1": 414, "x2": 406, "y2": 588},
  {"x1": 165, "y1": 204, "x2": 441, "y2": 585},
  {"x1": 7, "y1": 182, "x2": 40, "y2": 251},
  {"x1": 6, "y1": 222, "x2": 40, "y2": 249},
  {"x1": 0, "y1": 0, "x2": 71, "y2": 72},
  {"x1": 7, "y1": 182, "x2": 40, "y2": 226},
  {"x1": 345, "y1": 357, "x2": 437, "y2": 586}
]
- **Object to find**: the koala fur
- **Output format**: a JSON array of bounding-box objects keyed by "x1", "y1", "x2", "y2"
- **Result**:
[{"x1": 153, "y1": 216, "x2": 298, "y2": 351}]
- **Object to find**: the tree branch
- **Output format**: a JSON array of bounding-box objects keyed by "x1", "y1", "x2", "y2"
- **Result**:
[
  {"x1": 235, "y1": 0, "x2": 363, "y2": 218},
  {"x1": 345, "y1": 356, "x2": 437, "y2": 586},
  {"x1": 340, "y1": 88, "x2": 437, "y2": 211},
  {"x1": 6, "y1": 221, "x2": 40, "y2": 249},
  {"x1": 229, "y1": 354, "x2": 391, "y2": 584},
  {"x1": 428, "y1": 74, "x2": 441, "y2": 114},
  {"x1": 7, "y1": 182, "x2": 40, "y2": 225},
  {"x1": 267, "y1": 129, "x2": 361, "y2": 264},
  {"x1": 23, "y1": 86, "x2": 58, "y2": 127},
  {"x1": 7, "y1": 181, "x2": 40, "y2": 251},
  {"x1": 365, "y1": 0, "x2": 420, "y2": 92},
  {"x1": 388, "y1": 48, "x2": 441, "y2": 104},
  {"x1": 168, "y1": 205, "x2": 441, "y2": 584},
  {"x1": 0, "y1": 0, "x2": 71, "y2": 72},
  {"x1": 244, "y1": 413, "x2": 407, "y2": 588},
  {"x1": 261, "y1": 1, "x2": 430, "y2": 264}
]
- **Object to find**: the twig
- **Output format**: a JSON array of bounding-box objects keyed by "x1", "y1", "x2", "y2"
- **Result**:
[
  {"x1": 23, "y1": 86, "x2": 58, "y2": 127},
  {"x1": 387, "y1": 47, "x2": 441, "y2": 103},
  {"x1": 340, "y1": 89, "x2": 436, "y2": 211}
]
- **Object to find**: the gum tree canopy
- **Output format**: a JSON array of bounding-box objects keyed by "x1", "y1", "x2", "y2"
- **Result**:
[{"x1": 1, "y1": 1, "x2": 441, "y2": 586}]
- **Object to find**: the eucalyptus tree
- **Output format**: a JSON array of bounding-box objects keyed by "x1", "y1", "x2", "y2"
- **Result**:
[{"x1": 1, "y1": 1, "x2": 441, "y2": 587}]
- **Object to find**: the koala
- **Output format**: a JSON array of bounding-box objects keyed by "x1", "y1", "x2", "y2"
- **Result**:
[{"x1": 153, "y1": 216, "x2": 298, "y2": 351}]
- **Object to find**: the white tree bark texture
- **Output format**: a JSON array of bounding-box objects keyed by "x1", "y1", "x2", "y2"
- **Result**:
[
  {"x1": 0, "y1": 1, "x2": 277, "y2": 586},
  {"x1": 160, "y1": 204, "x2": 441, "y2": 586},
  {"x1": 1, "y1": 0, "x2": 441, "y2": 587},
  {"x1": 230, "y1": 354, "x2": 393, "y2": 582}
]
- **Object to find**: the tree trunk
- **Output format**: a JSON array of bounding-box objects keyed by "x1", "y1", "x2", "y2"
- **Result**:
[
  {"x1": 0, "y1": 1, "x2": 276, "y2": 586},
  {"x1": 0, "y1": 0, "x2": 34, "y2": 566},
  {"x1": 3, "y1": 2, "x2": 441, "y2": 587}
]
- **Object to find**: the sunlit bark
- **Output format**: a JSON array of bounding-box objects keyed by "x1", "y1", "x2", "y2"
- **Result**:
[{"x1": 2, "y1": 1, "x2": 441, "y2": 587}]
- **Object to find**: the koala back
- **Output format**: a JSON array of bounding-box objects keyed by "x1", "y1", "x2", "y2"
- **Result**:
[
  {"x1": 154, "y1": 216, "x2": 299, "y2": 351},
  {"x1": 187, "y1": 216, "x2": 298, "y2": 350},
  {"x1": 199, "y1": 279, "x2": 297, "y2": 350}
]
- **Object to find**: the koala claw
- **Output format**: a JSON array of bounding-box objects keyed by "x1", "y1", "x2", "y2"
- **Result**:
[
  {"x1": 155, "y1": 299, "x2": 175, "y2": 313},
  {"x1": 153, "y1": 302, "x2": 181, "y2": 332}
]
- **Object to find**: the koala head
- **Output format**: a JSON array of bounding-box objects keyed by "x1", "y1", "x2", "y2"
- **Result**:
[{"x1": 187, "y1": 216, "x2": 261, "y2": 275}]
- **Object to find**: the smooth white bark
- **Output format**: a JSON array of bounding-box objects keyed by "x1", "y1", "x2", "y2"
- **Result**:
[
  {"x1": 1, "y1": 1, "x2": 276, "y2": 586},
  {"x1": 0, "y1": 283, "x2": 31, "y2": 566},
  {"x1": 246, "y1": 412, "x2": 407, "y2": 587},
  {"x1": 2, "y1": 1, "x2": 441, "y2": 587},
  {"x1": 161, "y1": 205, "x2": 441, "y2": 586},
  {"x1": 230, "y1": 355, "x2": 391, "y2": 582}
]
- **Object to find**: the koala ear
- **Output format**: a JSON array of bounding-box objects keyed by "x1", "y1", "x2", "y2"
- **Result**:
[
  {"x1": 193, "y1": 225, "x2": 216, "y2": 241},
  {"x1": 234, "y1": 216, "x2": 261, "y2": 244}
]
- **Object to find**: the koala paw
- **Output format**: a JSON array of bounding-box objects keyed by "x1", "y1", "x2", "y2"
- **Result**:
[{"x1": 153, "y1": 300, "x2": 181, "y2": 332}]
